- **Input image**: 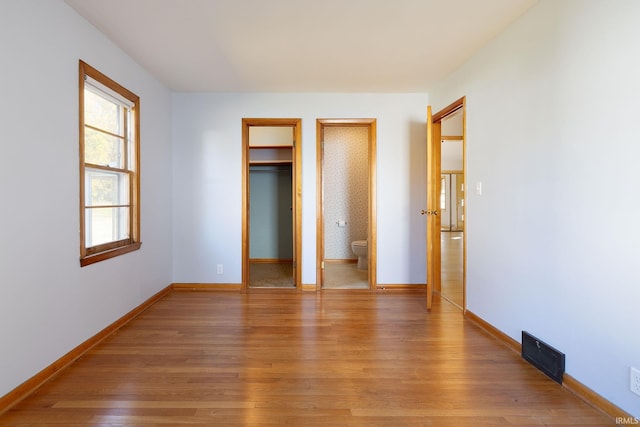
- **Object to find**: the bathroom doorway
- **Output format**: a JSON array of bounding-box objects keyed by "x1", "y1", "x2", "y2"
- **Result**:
[
  {"x1": 242, "y1": 119, "x2": 302, "y2": 290},
  {"x1": 316, "y1": 119, "x2": 377, "y2": 290}
]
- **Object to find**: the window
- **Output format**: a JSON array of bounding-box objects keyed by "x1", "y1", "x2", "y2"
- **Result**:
[{"x1": 79, "y1": 61, "x2": 141, "y2": 266}]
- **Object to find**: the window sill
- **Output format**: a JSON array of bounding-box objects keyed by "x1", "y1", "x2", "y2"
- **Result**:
[{"x1": 80, "y1": 242, "x2": 142, "y2": 267}]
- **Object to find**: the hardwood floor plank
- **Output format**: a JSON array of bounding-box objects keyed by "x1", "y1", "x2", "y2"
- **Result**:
[{"x1": 0, "y1": 291, "x2": 616, "y2": 426}]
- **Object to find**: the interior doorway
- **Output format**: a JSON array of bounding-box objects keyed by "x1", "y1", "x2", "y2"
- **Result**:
[
  {"x1": 426, "y1": 98, "x2": 466, "y2": 310},
  {"x1": 316, "y1": 119, "x2": 377, "y2": 290},
  {"x1": 242, "y1": 119, "x2": 302, "y2": 290},
  {"x1": 439, "y1": 109, "x2": 465, "y2": 308}
]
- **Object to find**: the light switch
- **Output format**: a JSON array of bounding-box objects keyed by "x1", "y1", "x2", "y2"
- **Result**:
[{"x1": 476, "y1": 181, "x2": 482, "y2": 195}]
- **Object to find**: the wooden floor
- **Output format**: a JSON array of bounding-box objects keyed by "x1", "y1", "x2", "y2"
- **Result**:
[{"x1": 0, "y1": 291, "x2": 614, "y2": 426}]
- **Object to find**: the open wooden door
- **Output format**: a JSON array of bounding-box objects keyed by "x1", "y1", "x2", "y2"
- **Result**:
[{"x1": 425, "y1": 106, "x2": 442, "y2": 310}]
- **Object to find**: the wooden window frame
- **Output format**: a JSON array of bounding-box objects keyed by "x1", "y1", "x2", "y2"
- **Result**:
[{"x1": 79, "y1": 61, "x2": 141, "y2": 267}]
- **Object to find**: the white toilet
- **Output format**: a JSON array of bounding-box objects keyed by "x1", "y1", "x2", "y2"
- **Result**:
[{"x1": 351, "y1": 240, "x2": 368, "y2": 270}]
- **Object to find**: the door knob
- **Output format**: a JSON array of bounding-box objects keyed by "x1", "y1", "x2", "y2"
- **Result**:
[{"x1": 420, "y1": 209, "x2": 427, "y2": 215}]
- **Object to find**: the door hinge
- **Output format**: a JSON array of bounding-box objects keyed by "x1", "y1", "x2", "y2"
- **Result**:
[{"x1": 321, "y1": 261, "x2": 325, "y2": 269}]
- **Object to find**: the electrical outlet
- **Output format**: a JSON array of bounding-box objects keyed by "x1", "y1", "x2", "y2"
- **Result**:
[
  {"x1": 631, "y1": 367, "x2": 640, "y2": 397},
  {"x1": 217, "y1": 264, "x2": 223, "y2": 274}
]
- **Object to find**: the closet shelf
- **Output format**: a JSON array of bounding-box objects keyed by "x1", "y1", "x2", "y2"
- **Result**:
[
  {"x1": 249, "y1": 145, "x2": 293, "y2": 149},
  {"x1": 249, "y1": 160, "x2": 293, "y2": 165}
]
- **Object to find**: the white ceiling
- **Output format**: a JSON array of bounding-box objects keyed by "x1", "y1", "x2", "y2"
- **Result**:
[{"x1": 65, "y1": 0, "x2": 537, "y2": 93}]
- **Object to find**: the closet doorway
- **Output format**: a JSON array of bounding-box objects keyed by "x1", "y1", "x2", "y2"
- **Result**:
[
  {"x1": 242, "y1": 119, "x2": 302, "y2": 290},
  {"x1": 316, "y1": 119, "x2": 377, "y2": 290}
]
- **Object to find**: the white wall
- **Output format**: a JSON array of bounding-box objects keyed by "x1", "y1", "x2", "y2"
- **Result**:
[
  {"x1": 0, "y1": 0, "x2": 173, "y2": 397},
  {"x1": 441, "y1": 109, "x2": 463, "y2": 136},
  {"x1": 172, "y1": 93, "x2": 428, "y2": 285},
  {"x1": 441, "y1": 140, "x2": 463, "y2": 171},
  {"x1": 429, "y1": 0, "x2": 640, "y2": 417},
  {"x1": 249, "y1": 126, "x2": 293, "y2": 147}
]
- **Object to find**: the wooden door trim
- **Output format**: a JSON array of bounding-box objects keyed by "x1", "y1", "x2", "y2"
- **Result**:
[
  {"x1": 426, "y1": 106, "x2": 438, "y2": 309},
  {"x1": 432, "y1": 97, "x2": 465, "y2": 122},
  {"x1": 242, "y1": 118, "x2": 302, "y2": 291},
  {"x1": 316, "y1": 119, "x2": 377, "y2": 290}
]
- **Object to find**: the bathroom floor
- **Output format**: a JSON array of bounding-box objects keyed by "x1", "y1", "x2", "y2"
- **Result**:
[{"x1": 323, "y1": 262, "x2": 368, "y2": 289}]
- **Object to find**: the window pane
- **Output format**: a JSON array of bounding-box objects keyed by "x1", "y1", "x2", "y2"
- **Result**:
[
  {"x1": 85, "y1": 207, "x2": 130, "y2": 247},
  {"x1": 440, "y1": 176, "x2": 447, "y2": 210},
  {"x1": 84, "y1": 88, "x2": 123, "y2": 135},
  {"x1": 85, "y1": 169, "x2": 129, "y2": 206},
  {"x1": 84, "y1": 127, "x2": 124, "y2": 168},
  {"x1": 127, "y1": 114, "x2": 135, "y2": 171}
]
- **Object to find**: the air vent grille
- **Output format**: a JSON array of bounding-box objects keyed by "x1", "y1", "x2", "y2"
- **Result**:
[{"x1": 521, "y1": 331, "x2": 565, "y2": 384}]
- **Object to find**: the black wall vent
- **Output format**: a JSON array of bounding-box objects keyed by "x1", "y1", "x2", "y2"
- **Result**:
[{"x1": 521, "y1": 331, "x2": 565, "y2": 384}]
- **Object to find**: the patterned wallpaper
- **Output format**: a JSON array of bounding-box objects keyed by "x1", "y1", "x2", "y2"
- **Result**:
[{"x1": 323, "y1": 127, "x2": 369, "y2": 259}]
